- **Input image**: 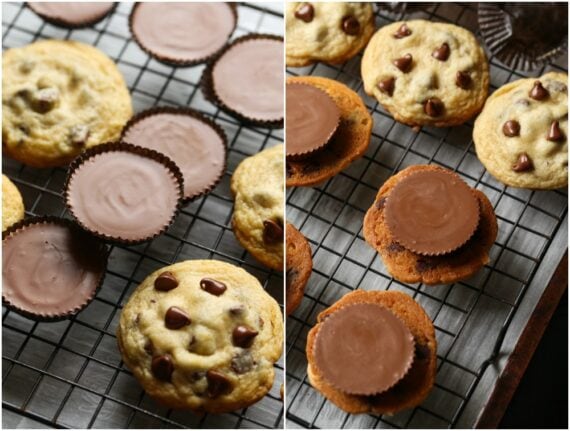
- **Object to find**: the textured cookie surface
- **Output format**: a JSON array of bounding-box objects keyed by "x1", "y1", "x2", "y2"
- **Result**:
[
  {"x1": 306, "y1": 290, "x2": 437, "y2": 414},
  {"x1": 286, "y1": 223, "x2": 312, "y2": 315},
  {"x1": 286, "y1": 2, "x2": 375, "y2": 67},
  {"x1": 231, "y1": 145, "x2": 284, "y2": 270},
  {"x1": 3, "y1": 40, "x2": 132, "y2": 167},
  {"x1": 117, "y1": 260, "x2": 283, "y2": 413},
  {"x1": 286, "y1": 76, "x2": 372, "y2": 187},
  {"x1": 361, "y1": 20, "x2": 489, "y2": 127},
  {"x1": 473, "y1": 72, "x2": 568, "y2": 189},
  {"x1": 363, "y1": 165, "x2": 498, "y2": 285},
  {"x1": 2, "y1": 175, "x2": 24, "y2": 231}
]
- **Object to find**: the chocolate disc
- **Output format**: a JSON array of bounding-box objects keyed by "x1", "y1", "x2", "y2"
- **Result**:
[
  {"x1": 384, "y1": 170, "x2": 480, "y2": 255},
  {"x1": 28, "y1": 2, "x2": 115, "y2": 27},
  {"x1": 286, "y1": 83, "x2": 340, "y2": 157},
  {"x1": 314, "y1": 303, "x2": 415, "y2": 395}
]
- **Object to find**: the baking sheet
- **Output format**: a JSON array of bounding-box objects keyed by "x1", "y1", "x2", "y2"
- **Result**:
[
  {"x1": 2, "y1": 2, "x2": 284, "y2": 429},
  {"x1": 285, "y1": 3, "x2": 568, "y2": 428}
]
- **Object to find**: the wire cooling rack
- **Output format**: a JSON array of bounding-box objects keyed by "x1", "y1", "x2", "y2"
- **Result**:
[
  {"x1": 2, "y1": 2, "x2": 284, "y2": 429},
  {"x1": 286, "y1": 3, "x2": 568, "y2": 429}
]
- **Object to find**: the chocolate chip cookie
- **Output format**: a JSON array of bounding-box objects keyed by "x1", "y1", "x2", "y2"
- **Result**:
[
  {"x1": 286, "y1": 2, "x2": 375, "y2": 67},
  {"x1": 3, "y1": 40, "x2": 132, "y2": 167},
  {"x1": 117, "y1": 260, "x2": 283, "y2": 413},
  {"x1": 2, "y1": 175, "x2": 24, "y2": 232},
  {"x1": 363, "y1": 165, "x2": 498, "y2": 285},
  {"x1": 361, "y1": 20, "x2": 489, "y2": 127},
  {"x1": 286, "y1": 76, "x2": 372, "y2": 187},
  {"x1": 231, "y1": 145, "x2": 284, "y2": 271},
  {"x1": 286, "y1": 223, "x2": 312, "y2": 315},
  {"x1": 306, "y1": 290, "x2": 436, "y2": 414},
  {"x1": 473, "y1": 72, "x2": 568, "y2": 189}
]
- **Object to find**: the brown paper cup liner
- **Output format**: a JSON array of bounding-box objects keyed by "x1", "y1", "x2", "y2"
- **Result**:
[
  {"x1": 26, "y1": 2, "x2": 117, "y2": 29},
  {"x1": 314, "y1": 302, "x2": 416, "y2": 396},
  {"x1": 64, "y1": 142, "x2": 184, "y2": 246},
  {"x1": 120, "y1": 106, "x2": 228, "y2": 203},
  {"x1": 478, "y1": 3, "x2": 568, "y2": 71},
  {"x1": 286, "y1": 82, "x2": 340, "y2": 159},
  {"x1": 201, "y1": 33, "x2": 284, "y2": 129},
  {"x1": 2, "y1": 215, "x2": 109, "y2": 322},
  {"x1": 385, "y1": 167, "x2": 481, "y2": 256},
  {"x1": 129, "y1": 2, "x2": 238, "y2": 67}
]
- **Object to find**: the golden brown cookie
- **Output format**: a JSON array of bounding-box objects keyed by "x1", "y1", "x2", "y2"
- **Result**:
[
  {"x1": 286, "y1": 223, "x2": 312, "y2": 315},
  {"x1": 306, "y1": 290, "x2": 436, "y2": 414},
  {"x1": 286, "y1": 76, "x2": 372, "y2": 187},
  {"x1": 363, "y1": 165, "x2": 498, "y2": 285},
  {"x1": 2, "y1": 175, "x2": 25, "y2": 231}
]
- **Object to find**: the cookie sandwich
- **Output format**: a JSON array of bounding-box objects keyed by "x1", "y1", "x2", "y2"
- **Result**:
[
  {"x1": 286, "y1": 76, "x2": 372, "y2": 187},
  {"x1": 364, "y1": 165, "x2": 498, "y2": 285}
]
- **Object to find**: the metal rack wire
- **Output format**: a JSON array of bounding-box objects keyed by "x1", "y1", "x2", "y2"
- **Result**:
[
  {"x1": 286, "y1": 3, "x2": 568, "y2": 429},
  {"x1": 2, "y1": 2, "x2": 284, "y2": 429}
]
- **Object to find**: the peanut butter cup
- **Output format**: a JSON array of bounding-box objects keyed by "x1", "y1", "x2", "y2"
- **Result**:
[
  {"x1": 385, "y1": 169, "x2": 480, "y2": 256},
  {"x1": 314, "y1": 303, "x2": 415, "y2": 396},
  {"x1": 65, "y1": 142, "x2": 183, "y2": 244},
  {"x1": 2, "y1": 216, "x2": 108, "y2": 321},
  {"x1": 121, "y1": 107, "x2": 227, "y2": 201},
  {"x1": 202, "y1": 34, "x2": 284, "y2": 127},
  {"x1": 27, "y1": 2, "x2": 116, "y2": 28},
  {"x1": 129, "y1": 2, "x2": 237, "y2": 66},
  {"x1": 286, "y1": 83, "x2": 340, "y2": 158}
]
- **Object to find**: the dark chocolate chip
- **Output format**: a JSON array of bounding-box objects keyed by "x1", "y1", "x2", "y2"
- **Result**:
[
  {"x1": 32, "y1": 87, "x2": 59, "y2": 113},
  {"x1": 206, "y1": 370, "x2": 233, "y2": 398},
  {"x1": 387, "y1": 242, "x2": 405, "y2": 253},
  {"x1": 377, "y1": 77, "x2": 395, "y2": 97},
  {"x1": 455, "y1": 71, "x2": 471, "y2": 90},
  {"x1": 393, "y1": 23, "x2": 411, "y2": 38},
  {"x1": 231, "y1": 351, "x2": 255, "y2": 374},
  {"x1": 393, "y1": 54, "x2": 413, "y2": 73},
  {"x1": 375, "y1": 197, "x2": 387, "y2": 210},
  {"x1": 502, "y1": 120, "x2": 520, "y2": 137},
  {"x1": 154, "y1": 271, "x2": 178, "y2": 291},
  {"x1": 342, "y1": 16, "x2": 360, "y2": 35},
  {"x1": 547, "y1": 120, "x2": 564, "y2": 142},
  {"x1": 263, "y1": 219, "x2": 283, "y2": 244},
  {"x1": 415, "y1": 343, "x2": 430, "y2": 360},
  {"x1": 232, "y1": 325, "x2": 258, "y2": 348},
  {"x1": 529, "y1": 81, "x2": 549, "y2": 100},
  {"x1": 200, "y1": 278, "x2": 227, "y2": 296},
  {"x1": 144, "y1": 340, "x2": 154, "y2": 355},
  {"x1": 69, "y1": 124, "x2": 89, "y2": 147},
  {"x1": 165, "y1": 306, "x2": 191, "y2": 329},
  {"x1": 416, "y1": 258, "x2": 436, "y2": 273},
  {"x1": 151, "y1": 354, "x2": 174, "y2": 382},
  {"x1": 424, "y1": 98, "x2": 444, "y2": 117},
  {"x1": 512, "y1": 153, "x2": 534, "y2": 172},
  {"x1": 431, "y1": 43, "x2": 450, "y2": 61},
  {"x1": 294, "y1": 2, "x2": 314, "y2": 22}
]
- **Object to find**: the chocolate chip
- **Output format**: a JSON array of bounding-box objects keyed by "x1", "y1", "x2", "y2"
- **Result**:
[
  {"x1": 231, "y1": 351, "x2": 255, "y2": 374},
  {"x1": 69, "y1": 124, "x2": 89, "y2": 147},
  {"x1": 190, "y1": 371, "x2": 206, "y2": 382},
  {"x1": 200, "y1": 278, "x2": 227, "y2": 296},
  {"x1": 151, "y1": 354, "x2": 174, "y2": 381},
  {"x1": 512, "y1": 153, "x2": 534, "y2": 172},
  {"x1": 416, "y1": 259, "x2": 436, "y2": 273},
  {"x1": 229, "y1": 305, "x2": 245, "y2": 316},
  {"x1": 144, "y1": 340, "x2": 154, "y2": 355},
  {"x1": 387, "y1": 242, "x2": 405, "y2": 253},
  {"x1": 529, "y1": 81, "x2": 549, "y2": 100},
  {"x1": 432, "y1": 42, "x2": 450, "y2": 61},
  {"x1": 393, "y1": 54, "x2": 413, "y2": 73},
  {"x1": 263, "y1": 219, "x2": 283, "y2": 244},
  {"x1": 294, "y1": 2, "x2": 314, "y2": 22},
  {"x1": 393, "y1": 23, "x2": 411, "y2": 38},
  {"x1": 502, "y1": 120, "x2": 521, "y2": 137},
  {"x1": 341, "y1": 16, "x2": 360, "y2": 35},
  {"x1": 165, "y1": 306, "x2": 191, "y2": 329},
  {"x1": 232, "y1": 325, "x2": 258, "y2": 348},
  {"x1": 32, "y1": 87, "x2": 59, "y2": 113},
  {"x1": 188, "y1": 335, "x2": 197, "y2": 351},
  {"x1": 424, "y1": 98, "x2": 444, "y2": 117},
  {"x1": 547, "y1": 120, "x2": 564, "y2": 142},
  {"x1": 415, "y1": 343, "x2": 430, "y2": 360},
  {"x1": 206, "y1": 370, "x2": 233, "y2": 398},
  {"x1": 375, "y1": 197, "x2": 387, "y2": 210},
  {"x1": 377, "y1": 77, "x2": 395, "y2": 97},
  {"x1": 154, "y1": 271, "x2": 178, "y2": 291},
  {"x1": 455, "y1": 71, "x2": 471, "y2": 90}
]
